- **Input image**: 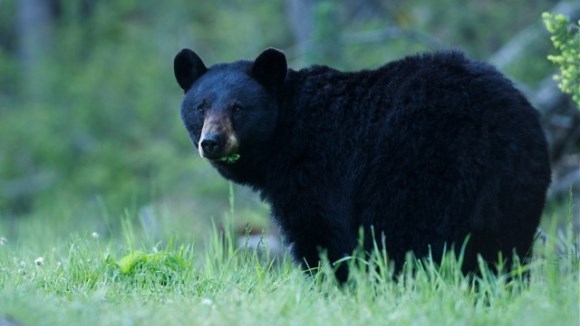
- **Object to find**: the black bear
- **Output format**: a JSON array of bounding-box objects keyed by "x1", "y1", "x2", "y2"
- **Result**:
[{"x1": 173, "y1": 48, "x2": 551, "y2": 282}]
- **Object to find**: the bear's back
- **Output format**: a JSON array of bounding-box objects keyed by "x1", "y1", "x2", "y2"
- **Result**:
[{"x1": 278, "y1": 51, "x2": 546, "y2": 177}]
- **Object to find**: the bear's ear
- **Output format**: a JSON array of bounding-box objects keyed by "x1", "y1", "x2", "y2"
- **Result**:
[
  {"x1": 174, "y1": 49, "x2": 207, "y2": 93},
  {"x1": 251, "y1": 48, "x2": 287, "y2": 90}
]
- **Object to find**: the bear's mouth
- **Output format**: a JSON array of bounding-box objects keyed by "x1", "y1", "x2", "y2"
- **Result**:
[
  {"x1": 207, "y1": 153, "x2": 241, "y2": 165},
  {"x1": 216, "y1": 153, "x2": 241, "y2": 164}
]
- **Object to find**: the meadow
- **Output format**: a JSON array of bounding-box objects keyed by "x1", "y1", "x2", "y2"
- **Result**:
[{"x1": 0, "y1": 190, "x2": 578, "y2": 326}]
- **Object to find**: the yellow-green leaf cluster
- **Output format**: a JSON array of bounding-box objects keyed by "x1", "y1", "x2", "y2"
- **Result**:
[{"x1": 542, "y1": 12, "x2": 580, "y2": 108}]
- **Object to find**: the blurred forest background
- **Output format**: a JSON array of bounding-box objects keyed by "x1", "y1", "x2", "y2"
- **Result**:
[{"x1": 0, "y1": 0, "x2": 578, "y2": 243}]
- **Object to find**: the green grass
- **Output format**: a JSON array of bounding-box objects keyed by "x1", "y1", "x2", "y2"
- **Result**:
[{"x1": 0, "y1": 202, "x2": 578, "y2": 325}]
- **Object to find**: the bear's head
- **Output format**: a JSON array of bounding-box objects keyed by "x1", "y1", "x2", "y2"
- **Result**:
[{"x1": 174, "y1": 48, "x2": 287, "y2": 175}]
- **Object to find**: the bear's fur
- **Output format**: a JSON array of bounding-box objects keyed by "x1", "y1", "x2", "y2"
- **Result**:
[{"x1": 174, "y1": 48, "x2": 551, "y2": 282}]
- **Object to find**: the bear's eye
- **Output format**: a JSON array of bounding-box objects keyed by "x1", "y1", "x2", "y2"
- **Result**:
[
  {"x1": 196, "y1": 105, "x2": 205, "y2": 114},
  {"x1": 232, "y1": 104, "x2": 244, "y2": 113}
]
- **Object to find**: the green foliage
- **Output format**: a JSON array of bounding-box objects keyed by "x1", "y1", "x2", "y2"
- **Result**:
[
  {"x1": 1, "y1": 3, "x2": 176, "y2": 213},
  {"x1": 542, "y1": 12, "x2": 580, "y2": 107},
  {"x1": 0, "y1": 0, "x2": 560, "y2": 217}
]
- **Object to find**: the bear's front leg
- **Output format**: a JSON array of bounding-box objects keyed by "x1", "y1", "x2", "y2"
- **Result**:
[{"x1": 287, "y1": 221, "x2": 357, "y2": 283}]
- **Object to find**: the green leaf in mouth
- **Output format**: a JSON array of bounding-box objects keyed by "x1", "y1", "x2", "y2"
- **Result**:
[{"x1": 217, "y1": 153, "x2": 240, "y2": 164}]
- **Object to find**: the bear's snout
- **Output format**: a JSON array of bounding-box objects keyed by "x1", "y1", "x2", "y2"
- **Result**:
[
  {"x1": 199, "y1": 133, "x2": 226, "y2": 159},
  {"x1": 198, "y1": 113, "x2": 240, "y2": 161}
]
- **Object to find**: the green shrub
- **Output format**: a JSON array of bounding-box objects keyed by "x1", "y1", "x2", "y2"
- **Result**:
[{"x1": 542, "y1": 12, "x2": 580, "y2": 107}]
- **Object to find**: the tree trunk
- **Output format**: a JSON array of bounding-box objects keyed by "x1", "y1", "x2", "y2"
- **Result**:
[
  {"x1": 17, "y1": 0, "x2": 54, "y2": 100},
  {"x1": 285, "y1": 0, "x2": 342, "y2": 66},
  {"x1": 285, "y1": 0, "x2": 315, "y2": 66}
]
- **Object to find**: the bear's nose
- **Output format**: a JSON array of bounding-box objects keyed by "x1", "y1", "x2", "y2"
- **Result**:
[{"x1": 200, "y1": 134, "x2": 224, "y2": 158}]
